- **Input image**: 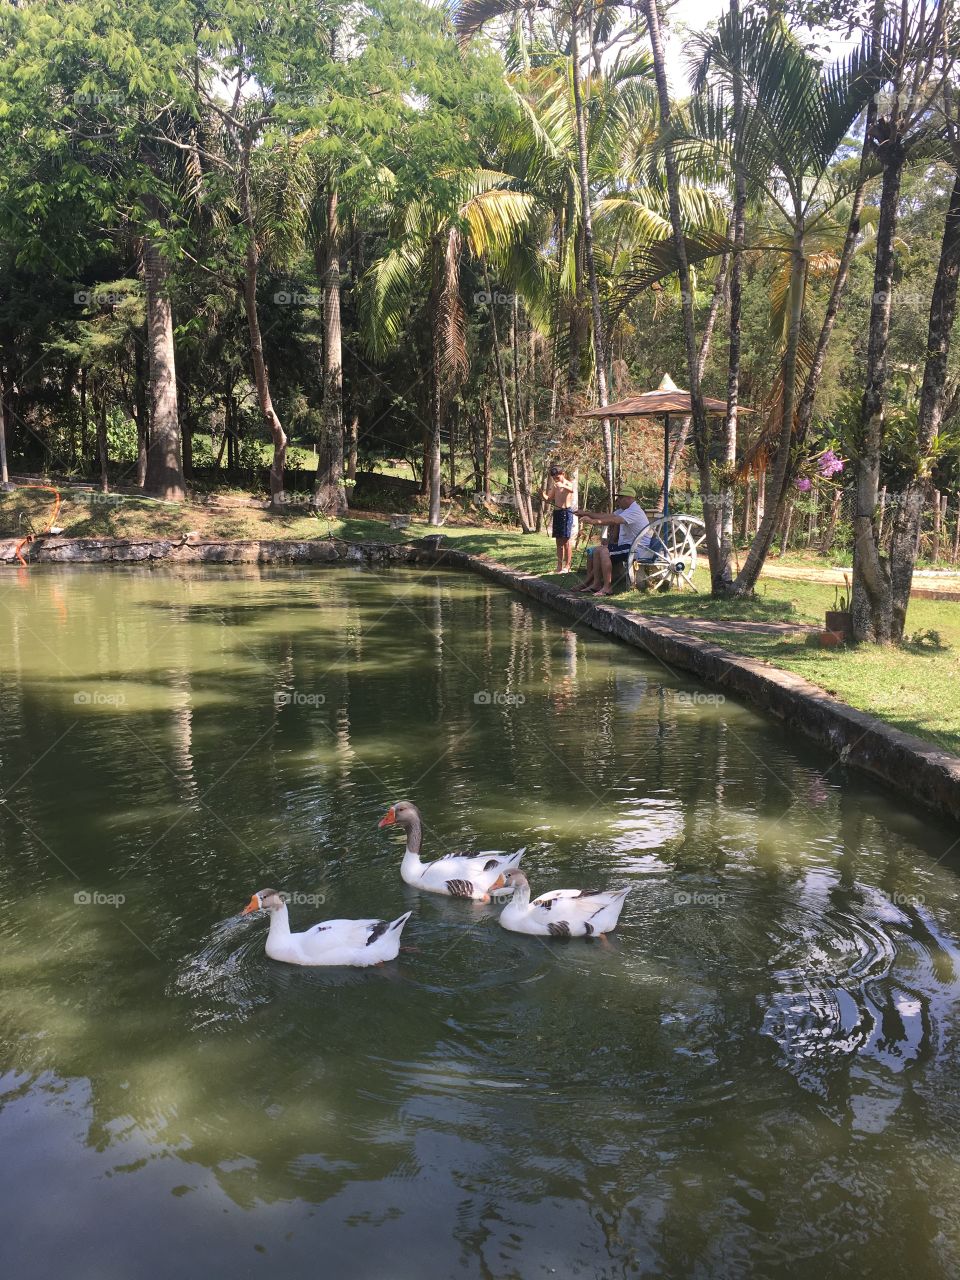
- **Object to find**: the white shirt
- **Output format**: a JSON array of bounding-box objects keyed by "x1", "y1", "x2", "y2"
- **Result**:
[{"x1": 616, "y1": 501, "x2": 651, "y2": 548}]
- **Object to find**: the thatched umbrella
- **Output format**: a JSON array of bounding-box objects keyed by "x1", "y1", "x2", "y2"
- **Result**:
[{"x1": 577, "y1": 374, "x2": 753, "y2": 517}]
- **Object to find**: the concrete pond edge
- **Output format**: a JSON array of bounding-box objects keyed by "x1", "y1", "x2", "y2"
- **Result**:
[{"x1": 4, "y1": 532, "x2": 960, "y2": 824}]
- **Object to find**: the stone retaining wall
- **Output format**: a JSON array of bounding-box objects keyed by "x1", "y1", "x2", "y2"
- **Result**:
[{"x1": 0, "y1": 536, "x2": 421, "y2": 566}]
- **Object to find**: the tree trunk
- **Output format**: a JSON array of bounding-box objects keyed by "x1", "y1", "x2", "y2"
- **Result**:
[
  {"x1": 852, "y1": 151, "x2": 905, "y2": 641},
  {"x1": 0, "y1": 377, "x2": 10, "y2": 489},
  {"x1": 720, "y1": 0, "x2": 747, "y2": 592},
  {"x1": 239, "y1": 137, "x2": 287, "y2": 508},
  {"x1": 643, "y1": 0, "x2": 713, "y2": 554},
  {"x1": 96, "y1": 391, "x2": 109, "y2": 494},
  {"x1": 182, "y1": 412, "x2": 194, "y2": 479},
  {"x1": 730, "y1": 2, "x2": 878, "y2": 595},
  {"x1": 932, "y1": 489, "x2": 942, "y2": 562},
  {"x1": 449, "y1": 401, "x2": 457, "y2": 494},
  {"x1": 425, "y1": 246, "x2": 446, "y2": 525},
  {"x1": 142, "y1": 225, "x2": 185, "y2": 500},
  {"x1": 485, "y1": 266, "x2": 534, "y2": 531},
  {"x1": 80, "y1": 366, "x2": 89, "y2": 467},
  {"x1": 885, "y1": 168, "x2": 960, "y2": 639},
  {"x1": 482, "y1": 397, "x2": 492, "y2": 500},
  {"x1": 315, "y1": 184, "x2": 348, "y2": 513},
  {"x1": 346, "y1": 412, "x2": 358, "y2": 482},
  {"x1": 778, "y1": 501, "x2": 794, "y2": 556},
  {"x1": 820, "y1": 489, "x2": 842, "y2": 554},
  {"x1": 731, "y1": 236, "x2": 807, "y2": 591},
  {"x1": 133, "y1": 328, "x2": 148, "y2": 488},
  {"x1": 569, "y1": 18, "x2": 614, "y2": 506},
  {"x1": 510, "y1": 296, "x2": 535, "y2": 528}
]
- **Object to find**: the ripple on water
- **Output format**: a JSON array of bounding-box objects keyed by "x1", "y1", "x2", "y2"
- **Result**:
[
  {"x1": 758, "y1": 871, "x2": 960, "y2": 1114},
  {"x1": 171, "y1": 917, "x2": 273, "y2": 1028}
]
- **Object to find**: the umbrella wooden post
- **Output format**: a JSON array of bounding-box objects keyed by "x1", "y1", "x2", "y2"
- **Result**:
[{"x1": 662, "y1": 413, "x2": 671, "y2": 518}]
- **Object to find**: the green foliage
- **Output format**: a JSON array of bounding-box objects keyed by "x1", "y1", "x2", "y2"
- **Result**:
[{"x1": 0, "y1": 0, "x2": 954, "y2": 548}]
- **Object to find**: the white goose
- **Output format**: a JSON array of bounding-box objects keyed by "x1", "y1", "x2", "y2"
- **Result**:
[
  {"x1": 378, "y1": 800, "x2": 524, "y2": 901},
  {"x1": 242, "y1": 889, "x2": 411, "y2": 967},
  {"x1": 497, "y1": 870, "x2": 631, "y2": 938}
]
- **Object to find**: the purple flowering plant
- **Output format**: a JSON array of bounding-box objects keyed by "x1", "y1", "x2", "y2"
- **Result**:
[{"x1": 794, "y1": 448, "x2": 845, "y2": 491}]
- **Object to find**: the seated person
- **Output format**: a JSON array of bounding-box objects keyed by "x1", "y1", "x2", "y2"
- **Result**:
[{"x1": 573, "y1": 492, "x2": 651, "y2": 596}]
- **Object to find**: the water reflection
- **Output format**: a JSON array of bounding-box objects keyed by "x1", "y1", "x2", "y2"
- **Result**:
[{"x1": 1, "y1": 565, "x2": 960, "y2": 1278}]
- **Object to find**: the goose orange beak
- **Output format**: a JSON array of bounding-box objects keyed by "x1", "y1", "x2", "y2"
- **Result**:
[
  {"x1": 242, "y1": 894, "x2": 261, "y2": 915},
  {"x1": 490, "y1": 874, "x2": 505, "y2": 890},
  {"x1": 378, "y1": 807, "x2": 396, "y2": 828}
]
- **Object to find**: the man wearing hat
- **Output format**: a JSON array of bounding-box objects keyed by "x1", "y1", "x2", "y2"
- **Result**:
[
  {"x1": 542, "y1": 464, "x2": 575, "y2": 573},
  {"x1": 574, "y1": 491, "x2": 651, "y2": 596}
]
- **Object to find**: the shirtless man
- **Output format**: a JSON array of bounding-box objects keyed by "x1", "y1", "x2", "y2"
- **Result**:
[{"x1": 542, "y1": 464, "x2": 575, "y2": 573}]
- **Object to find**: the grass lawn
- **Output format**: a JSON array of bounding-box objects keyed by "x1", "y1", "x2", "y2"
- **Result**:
[
  {"x1": 0, "y1": 486, "x2": 411, "y2": 545},
  {"x1": 4, "y1": 485, "x2": 958, "y2": 755}
]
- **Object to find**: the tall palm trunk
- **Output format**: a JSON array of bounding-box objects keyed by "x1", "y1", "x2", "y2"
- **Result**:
[
  {"x1": 849, "y1": 0, "x2": 943, "y2": 641},
  {"x1": 239, "y1": 138, "x2": 287, "y2": 509},
  {"x1": 133, "y1": 325, "x2": 148, "y2": 488},
  {"x1": 0, "y1": 377, "x2": 10, "y2": 490},
  {"x1": 315, "y1": 185, "x2": 348, "y2": 513},
  {"x1": 96, "y1": 386, "x2": 109, "y2": 494},
  {"x1": 720, "y1": 0, "x2": 747, "y2": 589},
  {"x1": 733, "y1": 236, "x2": 807, "y2": 589},
  {"x1": 643, "y1": 0, "x2": 718, "y2": 577},
  {"x1": 730, "y1": 52, "x2": 878, "y2": 597},
  {"x1": 569, "y1": 17, "x2": 614, "y2": 505},
  {"x1": 851, "y1": 150, "x2": 904, "y2": 641},
  {"x1": 141, "y1": 185, "x2": 185, "y2": 500},
  {"x1": 886, "y1": 169, "x2": 960, "y2": 637},
  {"x1": 486, "y1": 267, "x2": 534, "y2": 531},
  {"x1": 668, "y1": 254, "x2": 730, "y2": 523}
]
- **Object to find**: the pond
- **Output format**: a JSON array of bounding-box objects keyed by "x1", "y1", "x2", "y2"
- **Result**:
[{"x1": 1, "y1": 564, "x2": 959, "y2": 1278}]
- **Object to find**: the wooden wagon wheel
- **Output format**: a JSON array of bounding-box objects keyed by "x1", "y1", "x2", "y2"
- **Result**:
[
  {"x1": 627, "y1": 516, "x2": 699, "y2": 592},
  {"x1": 673, "y1": 514, "x2": 707, "y2": 554}
]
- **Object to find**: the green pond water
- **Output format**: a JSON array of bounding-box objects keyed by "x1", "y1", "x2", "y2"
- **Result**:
[{"x1": 2, "y1": 564, "x2": 960, "y2": 1279}]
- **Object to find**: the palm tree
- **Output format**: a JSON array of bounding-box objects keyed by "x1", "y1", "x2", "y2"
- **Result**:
[
  {"x1": 363, "y1": 168, "x2": 538, "y2": 525},
  {"x1": 627, "y1": 10, "x2": 875, "y2": 593},
  {"x1": 850, "y1": 0, "x2": 955, "y2": 642},
  {"x1": 458, "y1": 0, "x2": 634, "y2": 505}
]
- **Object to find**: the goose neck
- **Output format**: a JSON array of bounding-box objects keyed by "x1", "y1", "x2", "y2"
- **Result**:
[
  {"x1": 401, "y1": 812, "x2": 422, "y2": 855},
  {"x1": 267, "y1": 902, "x2": 292, "y2": 940}
]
